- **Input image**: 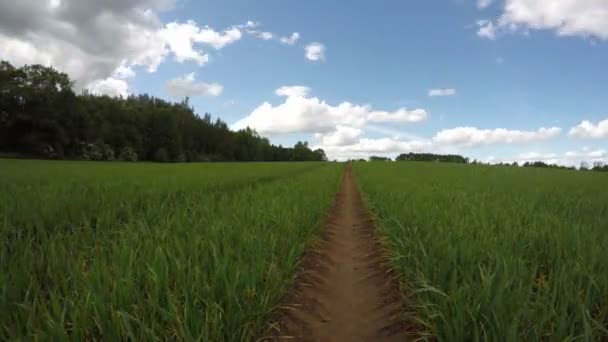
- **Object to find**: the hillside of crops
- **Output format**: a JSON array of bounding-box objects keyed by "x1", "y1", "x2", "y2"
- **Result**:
[
  {"x1": 0, "y1": 159, "x2": 342, "y2": 340},
  {"x1": 354, "y1": 162, "x2": 608, "y2": 340}
]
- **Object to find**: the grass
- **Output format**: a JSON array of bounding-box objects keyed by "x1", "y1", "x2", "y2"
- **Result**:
[
  {"x1": 354, "y1": 162, "x2": 608, "y2": 341},
  {"x1": 0, "y1": 159, "x2": 343, "y2": 340}
]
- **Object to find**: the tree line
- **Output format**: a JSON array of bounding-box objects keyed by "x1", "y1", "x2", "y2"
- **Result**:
[
  {"x1": 519, "y1": 161, "x2": 608, "y2": 172},
  {"x1": 0, "y1": 61, "x2": 326, "y2": 162},
  {"x1": 395, "y1": 153, "x2": 469, "y2": 163},
  {"x1": 363, "y1": 153, "x2": 608, "y2": 172},
  {"x1": 355, "y1": 153, "x2": 469, "y2": 163}
]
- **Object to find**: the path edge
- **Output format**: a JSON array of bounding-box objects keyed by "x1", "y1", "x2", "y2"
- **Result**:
[{"x1": 260, "y1": 164, "x2": 427, "y2": 341}]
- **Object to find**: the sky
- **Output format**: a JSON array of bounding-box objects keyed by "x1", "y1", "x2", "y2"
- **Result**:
[{"x1": 1, "y1": 0, "x2": 607, "y2": 164}]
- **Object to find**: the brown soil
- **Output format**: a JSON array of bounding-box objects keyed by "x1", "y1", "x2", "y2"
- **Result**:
[{"x1": 269, "y1": 165, "x2": 416, "y2": 341}]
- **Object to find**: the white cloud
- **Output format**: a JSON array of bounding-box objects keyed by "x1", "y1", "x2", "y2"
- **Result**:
[
  {"x1": 428, "y1": 88, "x2": 456, "y2": 97},
  {"x1": 280, "y1": 32, "x2": 300, "y2": 45},
  {"x1": 232, "y1": 86, "x2": 428, "y2": 135},
  {"x1": 275, "y1": 85, "x2": 311, "y2": 98},
  {"x1": 565, "y1": 147, "x2": 607, "y2": 160},
  {"x1": 477, "y1": 20, "x2": 497, "y2": 39},
  {"x1": 477, "y1": 0, "x2": 608, "y2": 40},
  {"x1": 314, "y1": 126, "x2": 363, "y2": 146},
  {"x1": 314, "y1": 137, "x2": 432, "y2": 161},
  {"x1": 477, "y1": 0, "x2": 494, "y2": 9},
  {"x1": 569, "y1": 118, "x2": 608, "y2": 139},
  {"x1": 433, "y1": 126, "x2": 562, "y2": 147},
  {"x1": 0, "y1": 0, "x2": 256, "y2": 92},
  {"x1": 158, "y1": 20, "x2": 245, "y2": 66},
  {"x1": 197, "y1": 26, "x2": 242, "y2": 49},
  {"x1": 234, "y1": 86, "x2": 430, "y2": 161},
  {"x1": 305, "y1": 42, "x2": 325, "y2": 61},
  {"x1": 0, "y1": 0, "x2": 169, "y2": 87},
  {"x1": 509, "y1": 147, "x2": 608, "y2": 167},
  {"x1": 367, "y1": 109, "x2": 428, "y2": 123},
  {"x1": 166, "y1": 73, "x2": 223, "y2": 98},
  {"x1": 240, "y1": 21, "x2": 259, "y2": 29},
  {"x1": 242, "y1": 24, "x2": 303, "y2": 46},
  {"x1": 87, "y1": 77, "x2": 129, "y2": 97},
  {"x1": 255, "y1": 31, "x2": 274, "y2": 40},
  {"x1": 112, "y1": 65, "x2": 136, "y2": 79}
]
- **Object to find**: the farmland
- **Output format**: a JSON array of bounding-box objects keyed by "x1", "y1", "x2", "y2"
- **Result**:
[
  {"x1": 355, "y1": 162, "x2": 608, "y2": 340},
  {"x1": 2, "y1": 159, "x2": 608, "y2": 341},
  {"x1": 0, "y1": 159, "x2": 342, "y2": 340}
]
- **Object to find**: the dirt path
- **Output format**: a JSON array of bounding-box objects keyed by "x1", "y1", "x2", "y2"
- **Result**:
[{"x1": 272, "y1": 165, "x2": 412, "y2": 341}]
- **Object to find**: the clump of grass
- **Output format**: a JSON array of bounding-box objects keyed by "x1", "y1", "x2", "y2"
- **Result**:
[
  {"x1": 0, "y1": 159, "x2": 342, "y2": 340},
  {"x1": 354, "y1": 162, "x2": 608, "y2": 341}
]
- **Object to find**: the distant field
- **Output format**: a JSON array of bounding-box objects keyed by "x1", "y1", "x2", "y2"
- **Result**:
[
  {"x1": 355, "y1": 162, "x2": 608, "y2": 340},
  {"x1": 3, "y1": 159, "x2": 607, "y2": 340},
  {"x1": 0, "y1": 159, "x2": 342, "y2": 340}
]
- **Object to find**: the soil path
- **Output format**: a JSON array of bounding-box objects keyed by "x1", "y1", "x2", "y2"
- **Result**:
[{"x1": 273, "y1": 165, "x2": 411, "y2": 341}]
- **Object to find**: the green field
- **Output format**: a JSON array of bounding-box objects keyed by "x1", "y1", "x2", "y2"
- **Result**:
[
  {"x1": 355, "y1": 162, "x2": 608, "y2": 340},
  {"x1": 0, "y1": 159, "x2": 342, "y2": 340},
  {"x1": 2, "y1": 159, "x2": 608, "y2": 340}
]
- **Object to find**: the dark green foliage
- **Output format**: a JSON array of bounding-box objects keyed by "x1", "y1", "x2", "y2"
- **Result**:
[
  {"x1": 521, "y1": 161, "x2": 576, "y2": 170},
  {"x1": 117, "y1": 146, "x2": 138, "y2": 162},
  {"x1": 369, "y1": 156, "x2": 391, "y2": 161},
  {"x1": 396, "y1": 152, "x2": 469, "y2": 163},
  {"x1": 0, "y1": 61, "x2": 325, "y2": 162},
  {"x1": 153, "y1": 147, "x2": 170, "y2": 162},
  {"x1": 592, "y1": 162, "x2": 608, "y2": 172}
]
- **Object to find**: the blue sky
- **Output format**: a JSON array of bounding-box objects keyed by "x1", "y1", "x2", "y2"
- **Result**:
[{"x1": 1, "y1": 0, "x2": 607, "y2": 162}]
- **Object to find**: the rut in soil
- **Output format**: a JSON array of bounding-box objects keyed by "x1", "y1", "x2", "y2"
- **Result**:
[{"x1": 272, "y1": 166, "x2": 414, "y2": 342}]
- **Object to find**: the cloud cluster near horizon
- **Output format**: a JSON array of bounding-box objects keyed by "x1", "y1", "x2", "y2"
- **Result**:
[{"x1": 231, "y1": 85, "x2": 607, "y2": 162}]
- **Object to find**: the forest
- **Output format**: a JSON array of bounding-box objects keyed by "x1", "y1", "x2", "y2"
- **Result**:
[
  {"x1": 395, "y1": 152, "x2": 469, "y2": 163},
  {"x1": 0, "y1": 61, "x2": 326, "y2": 162}
]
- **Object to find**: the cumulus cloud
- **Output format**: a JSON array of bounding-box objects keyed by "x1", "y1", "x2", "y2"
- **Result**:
[
  {"x1": 166, "y1": 73, "x2": 223, "y2": 98},
  {"x1": 280, "y1": 32, "x2": 300, "y2": 45},
  {"x1": 367, "y1": 109, "x2": 428, "y2": 123},
  {"x1": 314, "y1": 137, "x2": 432, "y2": 161},
  {"x1": 305, "y1": 42, "x2": 325, "y2": 61},
  {"x1": 510, "y1": 147, "x2": 608, "y2": 167},
  {"x1": 314, "y1": 126, "x2": 363, "y2": 146},
  {"x1": 232, "y1": 86, "x2": 429, "y2": 160},
  {"x1": 569, "y1": 118, "x2": 608, "y2": 139},
  {"x1": 0, "y1": 0, "x2": 165, "y2": 87},
  {"x1": 477, "y1": 0, "x2": 608, "y2": 40},
  {"x1": 112, "y1": 65, "x2": 136, "y2": 79},
  {"x1": 0, "y1": 0, "x2": 255, "y2": 96},
  {"x1": 232, "y1": 86, "x2": 428, "y2": 135},
  {"x1": 197, "y1": 26, "x2": 243, "y2": 49},
  {"x1": 428, "y1": 88, "x2": 456, "y2": 97},
  {"x1": 157, "y1": 20, "x2": 246, "y2": 66},
  {"x1": 87, "y1": 77, "x2": 129, "y2": 97},
  {"x1": 564, "y1": 148, "x2": 607, "y2": 160},
  {"x1": 433, "y1": 126, "x2": 562, "y2": 147}
]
